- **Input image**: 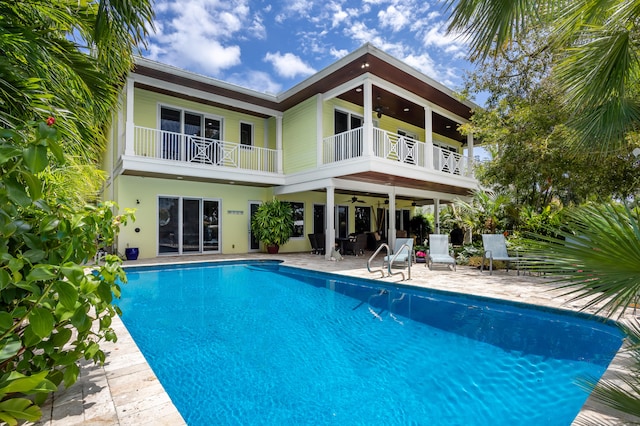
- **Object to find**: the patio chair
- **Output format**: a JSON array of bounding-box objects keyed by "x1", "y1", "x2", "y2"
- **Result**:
[
  {"x1": 343, "y1": 233, "x2": 367, "y2": 256},
  {"x1": 308, "y1": 233, "x2": 318, "y2": 254},
  {"x1": 481, "y1": 234, "x2": 519, "y2": 275},
  {"x1": 314, "y1": 233, "x2": 326, "y2": 255},
  {"x1": 383, "y1": 238, "x2": 414, "y2": 268},
  {"x1": 427, "y1": 234, "x2": 456, "y2": 271}
]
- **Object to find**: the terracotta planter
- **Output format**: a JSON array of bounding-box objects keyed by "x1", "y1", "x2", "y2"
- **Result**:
[{"x1": 266, "y1": 245, "x2": 279, "y2": 254}]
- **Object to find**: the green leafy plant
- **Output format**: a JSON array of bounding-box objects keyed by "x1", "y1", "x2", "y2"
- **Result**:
[
  {"x1": 250, "y1": 199, "x2": 294, "y2": 252},
  {"x1": 0, "y1": 121, "x2": 134, "y2": 425}
]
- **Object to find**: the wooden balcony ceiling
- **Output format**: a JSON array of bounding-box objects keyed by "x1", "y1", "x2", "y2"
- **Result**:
[{"x1": 340, "y1": 171, "x2": 473, "y2": 197}]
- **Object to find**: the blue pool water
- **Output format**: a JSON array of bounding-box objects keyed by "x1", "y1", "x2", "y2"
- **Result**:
[{"x1": 116, "y1": 261, "x2": 623, "y2": 425}]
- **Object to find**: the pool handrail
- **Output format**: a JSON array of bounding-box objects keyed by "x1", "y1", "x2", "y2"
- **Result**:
[
  {"x1": 367, "y1": 243, "x2": 390, "y2": 278},
  {"x1": 367, "y1": 242, "x2": 412, "y2": 281},
  {"x1": 387, "y1": 242, "x2": 412, "y2": 281}
]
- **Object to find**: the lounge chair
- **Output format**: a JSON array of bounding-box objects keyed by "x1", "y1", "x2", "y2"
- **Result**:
[
  {"x1": 383, "y1": 238, "x2": 414, "y2": 268},
  {"x1": 481, "y1": 234, "x2": 519, "y2": 275},
  {"x1": 427, "y1": 234, "x2": 456, "y2": 271}
]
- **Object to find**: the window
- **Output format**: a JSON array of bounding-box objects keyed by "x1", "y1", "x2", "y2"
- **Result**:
[
  {"x1": 334, "y1": 110, "x2": 363, "y2": 159},
  {"x1": 240, "y1": 122, "x2": 253, "y2": 146},
  {"x1": 334, "y1": 110, "x2": 362, "y2": 133},
  {"x1": 355, "y1": 206, "x2": 371, "y2": 234},
  {"x1": 290, "y1": 202, "x2": 304, "y2": 238},
  {"x1": 159, "y1": 106, "x2": 223, "y2": 163}
]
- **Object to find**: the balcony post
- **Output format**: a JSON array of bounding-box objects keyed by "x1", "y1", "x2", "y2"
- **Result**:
[
  {"x1": 124, "y1": 77, "x2": 135, "y2": 156},
  {"x1": 276, "y1": 115, "x2": 283, "y2": 174},
  {"x1": 316, "y1": 95, "x2": 323, "y2": 165},
  {"x1": 467, "y1": 131, "x2": 475, "y2": 177},
  {"x1": 434, "y1": 198, "x2": 440, "y2": 233},
  {"x1": 325, "y1": 185, "x2": 336, "y2": 260},
  {"x1": 387, "y1": 190, "x2": 396, "y2": 250},
  {"x1": 424, "y1": 106, "x2": 433, "y2": 169},
  {"x1": 363, "y1": 80, "x2": 374, "y2": 157}
]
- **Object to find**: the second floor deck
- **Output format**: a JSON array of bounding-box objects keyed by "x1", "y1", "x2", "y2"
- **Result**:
[{"x1": 122, "y1": 125, "x2": 475, "y2": 184}]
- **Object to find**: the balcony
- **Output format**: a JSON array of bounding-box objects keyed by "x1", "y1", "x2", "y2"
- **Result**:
[
  {"x1": 322, "y1": 127, "x2": 473, "y2": 177},
  {"x1": 129, "y1": 126, "x2": 279, "y2": 174}
]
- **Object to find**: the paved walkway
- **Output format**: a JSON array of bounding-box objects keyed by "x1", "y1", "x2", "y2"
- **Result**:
[{"x1": 31, "y1": 251, "x2": 638, "y2": 425}]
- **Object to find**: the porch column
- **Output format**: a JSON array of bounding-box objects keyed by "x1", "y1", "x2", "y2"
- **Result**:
[
  {"x1": 424, "y1": 106, "x2": 433, "y2": 169},
  {"x1": 363, "y1": 80, "x2": 374, "y2": 156},
  {"x1": 434, "y1": 198, "x2": 440, "y2": 234},
  {"x1": 276, "y1": 116, "x2": 283, "y2": 174},
  {"x1": 317, "y1": 95, "x2": 323, "y2": 166},
  {"x1": 124, "y1": 77, "x2": 135, "y2": 156},
  {"x1": 325, "y1": 186, "x2": 336, "y2": 260},
  {"x1": 467, "y1": 132, "x2": 475, "y2": 177},
  {"x1": 387, "y1": 190, "x2": 396, "y2": 250}
]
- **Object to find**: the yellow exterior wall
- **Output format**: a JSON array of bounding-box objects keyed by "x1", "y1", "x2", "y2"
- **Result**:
[
  {"x1": 111, "y1": 178, "x2": 422, "y2": 258},
  {"x1": 114, "y1": 175, "x2": 271, "y2": 259},
  {"x1": 282, "y1": 96, "x2": 318, "y2": 173}
]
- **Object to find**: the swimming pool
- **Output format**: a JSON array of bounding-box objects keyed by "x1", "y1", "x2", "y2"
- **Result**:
[{"x1": 117, "y1": 261, "x2": 623, "y2": 425}]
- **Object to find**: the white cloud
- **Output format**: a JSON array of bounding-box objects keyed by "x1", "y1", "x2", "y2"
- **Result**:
[
  {"x1": 147, "y1": 0, "x2": 257, "y2": 75},
  {"x1": 378, "y1": 5, "x2": 409, "y2": 32},
  {"x1": 330, "y1": 47, "x2": 349, "y2": 58},
  {"x1": 420, "y1": 23, "x2": 468, "y2": 55},
  {"x1": 226, "y1": 70, "x2": 282, "y2": 95},
  {"x1": 264, "y1": 52, "x2": 316, "y2": 79},
  {"x1": 402, "y1": 53, "x2": 438, "y2": 79}
]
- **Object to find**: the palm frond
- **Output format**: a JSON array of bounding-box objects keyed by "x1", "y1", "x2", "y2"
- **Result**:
[
  {"x1": 446, "y1": 0, "x2": 543, "y2": 60},
  {"x1": 522, "y1": 203, "x2": 640, "y2": 318}
]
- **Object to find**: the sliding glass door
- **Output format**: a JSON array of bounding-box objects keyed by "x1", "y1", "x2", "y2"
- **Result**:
[{"x1": 158, "y1": 196, "x2": 220, "y2": 255}]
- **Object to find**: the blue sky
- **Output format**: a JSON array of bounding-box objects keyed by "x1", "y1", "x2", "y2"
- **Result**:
[{"x1": 142, "y1": 0, "x2": 475, "y2": 96}]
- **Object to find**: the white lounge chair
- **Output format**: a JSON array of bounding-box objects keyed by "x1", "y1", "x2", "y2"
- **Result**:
[
  {"x1": 383, "y1": 238, "x2": 414, "y2": 268},
  {"x1": 427, "y1": 234, "x2": 456, "y2": 271},
  {"x1": 481, "y1": 234, "x2": 519, "y2": 275}
]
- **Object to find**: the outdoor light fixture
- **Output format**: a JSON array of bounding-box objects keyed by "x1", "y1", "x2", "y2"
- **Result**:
[{"x1": 361, "y1": 62, "x2": 370, "y2": 69}]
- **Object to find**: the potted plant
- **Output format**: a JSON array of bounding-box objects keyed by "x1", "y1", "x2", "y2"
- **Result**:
[{"x1": 251, "y1": 198, "x2": 294, "y2": 254}]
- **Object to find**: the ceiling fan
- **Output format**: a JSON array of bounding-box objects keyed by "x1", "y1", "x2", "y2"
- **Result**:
[
  {"x1": 374, "y1": 96, "x2": 390, "y2": 118},
  {"x1": 349, "y1": 196, "x2": 366, "y2": 203}
]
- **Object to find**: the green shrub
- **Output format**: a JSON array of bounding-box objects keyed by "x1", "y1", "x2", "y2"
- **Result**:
[{"x1": 0, "y1": 121, "x2": 134, "y2": 425}]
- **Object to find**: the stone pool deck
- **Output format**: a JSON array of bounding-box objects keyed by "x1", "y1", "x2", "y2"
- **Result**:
[{"x1": 31, "y1": 251, "x2": 638, "y2": 425}]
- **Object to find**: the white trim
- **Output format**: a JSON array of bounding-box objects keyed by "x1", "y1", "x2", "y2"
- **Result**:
[{"x1": 134, "y1": 74, "x2": 282, "y2": 118}]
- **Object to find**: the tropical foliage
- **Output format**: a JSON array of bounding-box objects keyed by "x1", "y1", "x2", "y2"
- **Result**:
[
  {"x1": 447, "y1": 0, "x2": 640, "y2": 421},
  {"x1": 448, "y1": 0, "x2": 640, "y2": 153},
  {"x1": 0, "y1": 121, "x2": 134, "y2": 424},
  {"x1": 0, "y1": 0, "x2": 154, "y2": 163},
  {"x1": 251, "y1": 199, "x2": 294, "y2": 249},
  {"x1": 459, "y1": 30, "x2": 640, "y2": 208},
  {"x1": 0, "y1": 1, "x2": 153, "y2": 423}
]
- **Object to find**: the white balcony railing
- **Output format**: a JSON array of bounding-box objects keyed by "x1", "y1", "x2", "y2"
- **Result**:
[
  {"x1": 132, "y1": 126, "x2": 278, "y2": 173},
  {"x1": 373, "y1": 128, "x2": 425, "y2": 167},
  {"x1": 322, "y1": 128, "x2": 363, "y2": 163},
  {"x1": 323, "y1": 128, "x2": 473, "y2": 177}
]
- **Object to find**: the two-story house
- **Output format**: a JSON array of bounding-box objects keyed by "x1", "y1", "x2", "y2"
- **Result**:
[{"x1": 102, "y1": 43, "x2": 478, "y2": 260}]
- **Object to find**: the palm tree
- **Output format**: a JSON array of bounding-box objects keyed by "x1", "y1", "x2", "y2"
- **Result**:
[
  {"x1": 447, "y1": 0, "x2": 640, "y2": 421},
  {"x1": 0, "y1": 0, "x2": 154, "y2": 163},
  {"x1": 447, "y1": 0, "x2": 640, "y2": 152}
]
